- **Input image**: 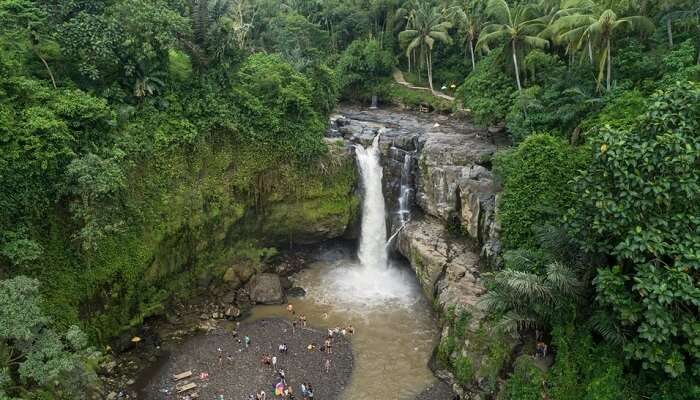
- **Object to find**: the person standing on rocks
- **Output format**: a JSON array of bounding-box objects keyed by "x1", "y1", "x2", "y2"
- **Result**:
[
  {"x1": 272, "y1": 355, "x2": 277, "y2": 371},
  {"x1": 245, "y1": 335, "x2": 251, "y2": 348},
  {"x1": 324, "y1": 358, "x2": 331, "y2": 373}
]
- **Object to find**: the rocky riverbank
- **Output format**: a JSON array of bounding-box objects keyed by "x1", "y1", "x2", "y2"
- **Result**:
[{"x1": 135, "y1": 318, "x2": 353, "y2": 399}]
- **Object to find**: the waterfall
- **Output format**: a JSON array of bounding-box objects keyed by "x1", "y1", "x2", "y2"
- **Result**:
[
  {"x1": 386, "y1": 151, "x2": 413, "y2": 248},
  {"x1": 307, "y1": 132, "x2": 416, "y2": 308},
  {"x1": 354, "y1": 134, "x2": 388, "y2": 270},
  {"x1": 397, "y1": 152, "x2": 413, "y2": 225}
]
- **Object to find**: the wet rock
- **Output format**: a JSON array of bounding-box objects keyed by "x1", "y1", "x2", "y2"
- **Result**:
[
  {"x1": 224, "y1": 305, "x2": 241, "y2": 318},
  {"x1": 236, "y1": 288, "x2": 251, "y2": 306},
  {"x1": 100, "y1": 360, "x2": 117, "y2": 376},
  {"x1": 199, "y1": 313, "x2": 209, "y2": 320},
  {"x1": 237, "y1": 264, "x2": 257, "y2": 283},
  {"x1": 106, "y1": 392, "x2": 117, "y2": 400},
  {"x1": 245, "y1": 273, "x2": 284, "y2": 305},
  {"x1": 287, "y1": 287, "x2": 307, "y2": 297},
  {"x1": 339, "y1": 124, "x2": 363, "y2": 139},
  {"x1": 274, "y1": 254, "x2": 306, "y2": 276}
]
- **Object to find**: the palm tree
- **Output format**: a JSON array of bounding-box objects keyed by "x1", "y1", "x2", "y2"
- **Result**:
[
  {"x1": 549, "y1": 7, "x2": 654, "y2": 91},
  {"x1": 476, "y1": 0, "x2": 549, "y2": 91},
  {"x1": 480, "y1": 256, "x2": 583, "y2": 332},
  {"x1": 181, "y1": 0, "x2": 243, "y2": 71},
  {"x1": 663, "y1": 2, "x2": 700, "y2": 63},
  {"x1": 539, "y1": 0, "x2": 596, "y2": 64},
  {"x1": 445, "y1": 2, "x2": 483, "y2": 72},
  {"x1": 132, "y1": 63, "x2": 166, "y2": 100},
  {"x1": 399, "y1": 4, "x2": 452, "y2": 92}
]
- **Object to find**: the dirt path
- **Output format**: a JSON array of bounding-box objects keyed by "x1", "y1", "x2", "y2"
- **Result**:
[
  {"x1": 392, "y1": 69, "x2": 456, "y2": 102},
  {"x1": 136, "y1": 318, "x2": 353, "y2": 399}
]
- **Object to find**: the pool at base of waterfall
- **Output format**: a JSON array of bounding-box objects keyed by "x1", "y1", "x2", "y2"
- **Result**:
[{"x1": 249, "y1": 253, "x2": 439, "y2": 400}]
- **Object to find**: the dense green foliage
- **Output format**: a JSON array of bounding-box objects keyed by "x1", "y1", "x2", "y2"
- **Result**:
[
  {"x1": 447, "y1": 0, "x2": 699, "y2": 397},
  {"x1": 336, "y1": 38, "x2": 395, "y2": 100},
  {"x1": 568, "y1": 81, "x2": 700, "y2": 378},
  {"x1": 0, "y1": 0, "x2": 698, "y2": 398},
  {"x1": 0, "y1": 277, "x2": 100, "y2": 399},
  {"x1": 495, "y1": 134, "x2": 589, "y2": 249}
]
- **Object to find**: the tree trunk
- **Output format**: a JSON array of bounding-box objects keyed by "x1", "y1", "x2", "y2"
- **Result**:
[
  {"x1": 667, "y1": 18, "x2": 673, "y2": 48},
  {"x1": 606, "y1": 38, "x2": 612, "y2": 91},
  {"x1": 469, "y1": 38, "x2": 476, "y2": 71},
  {"x1": 36, "y1": 51, "x2": 56, "y2": 89},
  {"x1": 512, "y1": 41, "x2": 522, "y2": 91},
  {"x1": 427, "y1": 51, "x2": 434, "y2": 91}
]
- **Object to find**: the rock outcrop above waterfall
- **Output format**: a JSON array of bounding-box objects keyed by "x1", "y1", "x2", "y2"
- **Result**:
[{"x1": 414, "y1": 127, "x2": 502, "y2": 268}]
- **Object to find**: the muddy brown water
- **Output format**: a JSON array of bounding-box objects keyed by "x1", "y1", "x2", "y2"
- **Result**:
[{"x1": 249, "y1": 257, "x2": 440, "y2": 400}]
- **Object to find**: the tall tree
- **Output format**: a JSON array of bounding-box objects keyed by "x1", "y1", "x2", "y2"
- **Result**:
[
  {"x1": 446, "y1": 0, "x2": 485, "y2": 72},
  {"x1": 398, "y1": 3, "x2": 452, "y2": 91},
  {"x1": 549, "y1": 6, "x2": 654, "y2": 91},
  {"x1": 476, "y1": 0, "x2": 548, "y2": 91}
]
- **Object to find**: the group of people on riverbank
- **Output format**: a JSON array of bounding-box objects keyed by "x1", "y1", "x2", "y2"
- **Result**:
[{"x1": 241, "y1": 304, "x2": 353, "y2": 399}]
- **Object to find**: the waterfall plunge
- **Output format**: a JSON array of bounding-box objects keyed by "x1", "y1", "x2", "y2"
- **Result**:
[
  {"x1": 303, "y1": 134, "x2": 418, "y2": 309},
  {"x1": 355, "y1": 134, "x2": 389, "y2": 270}
]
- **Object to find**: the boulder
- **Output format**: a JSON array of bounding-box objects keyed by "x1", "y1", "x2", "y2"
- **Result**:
[
  {"x1": 224, "y1": 306, "x2": 241, "y2": 318},
  {"x1": 237, "y1": 264, "x2": 256, "y2": 283},
  {"x1": 245, "y1": 273, "x2": 284, "y2": 305},
  {"x1": 222, "y1": 267, "x2": 242, "y2": 288}
]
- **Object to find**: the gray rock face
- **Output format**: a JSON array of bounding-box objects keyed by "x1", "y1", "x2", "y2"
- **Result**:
[
  {"x1": 416, "y1": 131, "x2": 496, "y2": 235},
  {"x1": 245, "y1": 273, "x2": 284, "y2": 305},
  {"x1": 397, "y1": 217, "x2": 485, "y2": 317}
]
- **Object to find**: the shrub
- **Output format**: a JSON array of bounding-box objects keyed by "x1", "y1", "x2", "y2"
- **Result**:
[
  {"x1": 494, "y1": 134, "x2": 589, "y2": 250},
  {"x1": 454, "y1": 355, "x2": 474, "y2": 387},
  {"x1": 455, "y1": 49, "x2": 515, "y2": 126},
  {"x1": 568, "y1": 81, "x2": 700, "y2": 378},
  {"x1": 499, "y1": 356, "x2": 544, "y2": 400}
]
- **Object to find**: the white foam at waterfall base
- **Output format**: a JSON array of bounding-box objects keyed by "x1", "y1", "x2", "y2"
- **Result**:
[{"x1": 299, "y1": 134, "x2": 421, "y2": 310}]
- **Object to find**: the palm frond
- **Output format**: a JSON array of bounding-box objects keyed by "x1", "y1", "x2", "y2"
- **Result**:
[{"x1": 589, "y1": 310, "x2": 626, "y2": 345}]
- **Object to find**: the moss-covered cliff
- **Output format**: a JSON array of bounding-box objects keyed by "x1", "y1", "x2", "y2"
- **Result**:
[{"x1": 34, "y1": 137, "x2": 357, "y2": 343}]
